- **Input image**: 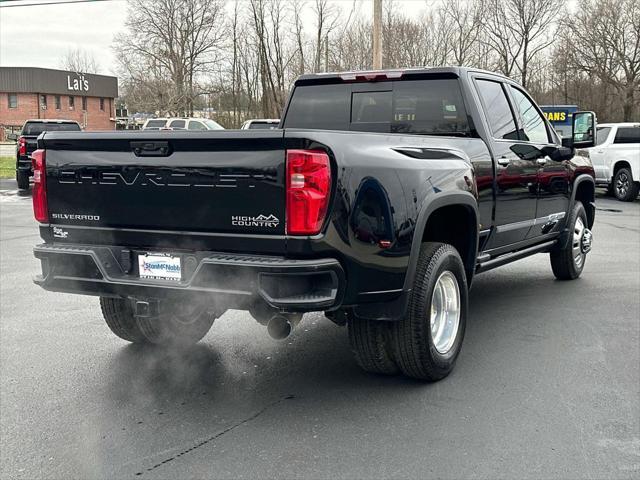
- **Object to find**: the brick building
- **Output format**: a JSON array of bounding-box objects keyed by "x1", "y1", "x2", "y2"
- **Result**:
[{"x1": 0, "y1": 67, "x2": 118, "y2": 138}]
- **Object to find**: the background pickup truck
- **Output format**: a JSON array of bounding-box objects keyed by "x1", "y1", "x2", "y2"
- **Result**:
[
  {"x1": 8, "y1": 119, "x2": 81, "y2": 191},
  {"x1": 588, "y1": 123, "x2": 640, "y2": 202},
  {"x1": 31, "y1": 67, "x2": 597, "y2": 381}
]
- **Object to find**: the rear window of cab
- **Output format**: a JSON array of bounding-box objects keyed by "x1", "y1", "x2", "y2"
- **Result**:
[
  {"x1": 284, "y1": 78, "x2": 470, "y2": 136},
  {"x1": 23, "y1": 122, "x2": 81, "y2": 135}
]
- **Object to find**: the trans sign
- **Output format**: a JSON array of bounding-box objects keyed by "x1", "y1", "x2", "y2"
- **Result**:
[{"x1": 540, "y1": 105, "x2": 579, "y2": 138}]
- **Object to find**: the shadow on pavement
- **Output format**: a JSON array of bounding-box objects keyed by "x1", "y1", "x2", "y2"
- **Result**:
[{"x1": 102, "y1": 263, "x2": 590, "y2": 413}]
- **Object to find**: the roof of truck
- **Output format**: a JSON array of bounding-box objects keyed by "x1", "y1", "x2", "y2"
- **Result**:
[
  {"x1": 598, "y1": 123, "x2": 640, "y2": 127},
  {"x1": 295, "y1": 66, "x2": 510, "y2": 85},
  {"x1": 23, "y1": 119, "x2": 80, "y2": 124}
]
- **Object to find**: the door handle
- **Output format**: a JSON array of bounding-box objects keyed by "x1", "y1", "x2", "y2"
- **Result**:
[
  {"x1": 497, "y1": 156, "x2": 510, "y2": 166},
  {"x1": 536, "y1": 157, "x2": 549, "y2": 166},
  {"x1": 597, "y1": 150, "x2": 604, "y2": 154}
]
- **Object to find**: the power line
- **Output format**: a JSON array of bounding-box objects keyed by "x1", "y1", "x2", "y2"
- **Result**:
[{"x1": 0, "y1": 0, "x2": 117, "y2": 8}]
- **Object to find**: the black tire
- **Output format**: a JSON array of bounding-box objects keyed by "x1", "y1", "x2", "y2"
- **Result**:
[
  {"x1": 605, "y1": 182, "x2": 615, "y2": 197},
  {"x1": 348, "y1": 317, "x2": 399, "y2": 375},
  {"x1": 100, "y1": 297, "x2": 215, "y2": 346},
  {"x1": 550, "y1": 202, "x2": 589, "y2": 280},
  {"x1": 16, "y1": 170, "x2": 29, "y2": 191},
  {"x1": 392, "y1": 242, "x2": 468, "y2": 381},
  {"x1": 613, "y1": 168, "x2": 640, "y2": 202}
]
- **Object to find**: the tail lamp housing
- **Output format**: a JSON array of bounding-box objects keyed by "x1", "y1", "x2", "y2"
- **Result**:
[
  {"x1": 31, "y1": 149, "x2": 48, "y2": 223},
  {"x1": 18, "y1": 137, "x2": 27, "y2": 156},
  {"x1": 286, "y1": 149, "x2": 331, "y2": 235}
]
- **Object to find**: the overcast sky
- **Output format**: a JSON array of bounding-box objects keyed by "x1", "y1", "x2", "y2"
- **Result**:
[
  {"x1": 1, "y1": 0, "x2": 435, "y2": 77},
  {"x1": 0, "y1": 0, "x2": 128, "y2": 75}
]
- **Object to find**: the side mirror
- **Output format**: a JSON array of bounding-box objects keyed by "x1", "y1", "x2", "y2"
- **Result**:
[
  {"x1": 542, "y1": 145, "x2": 574, "y2": 162},
  {"x1": 6, "y1": 133, "x2": 18, "y2": 141},
  {"x1": 571, "y1": 111, "x2": 597, "y2": 148}
]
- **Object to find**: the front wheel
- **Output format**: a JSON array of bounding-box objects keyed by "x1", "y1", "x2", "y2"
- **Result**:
[
  {"x1": 613, "y1": 168, "x2": 640, "y2": 202},
  {"x1": 100, "y1": 297, "x2": 215, "y2": 347},
  {"x1": 392, "y1": 242, "x2": 468, "y2": 381},
  {"x1": 550, "y1": 202, "x2": 591, "y2": 280}
]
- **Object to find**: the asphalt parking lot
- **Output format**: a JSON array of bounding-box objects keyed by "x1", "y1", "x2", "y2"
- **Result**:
[{"x1": 1, "y1": 180, "x2": 638, "y2": 480}]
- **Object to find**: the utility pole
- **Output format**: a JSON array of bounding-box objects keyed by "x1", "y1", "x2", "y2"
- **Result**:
[{"x1": 372, "y1": 0, "x2": 382, "y2": 69}]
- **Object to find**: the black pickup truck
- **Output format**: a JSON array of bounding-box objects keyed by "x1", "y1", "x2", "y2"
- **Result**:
[
  {"x1": 31, "y1": 67, "x2": 597, "y2": 381},
  {"x1": 9, "y1": 119, "x2": 81, "y2": 190}
]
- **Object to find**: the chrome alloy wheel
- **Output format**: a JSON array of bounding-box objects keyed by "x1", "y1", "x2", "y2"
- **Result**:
[
  {"x1": 615, "y1": 171, "x2": 630, "y2": 198},
  {"x1": 572, "y1": 217, "x2": 589, "y2": 268},
  {"x1": 429, "y1": 271, "x2": 461, "y2": 355}
]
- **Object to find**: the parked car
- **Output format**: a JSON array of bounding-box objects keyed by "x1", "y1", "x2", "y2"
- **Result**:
[
  {"x1": 30, "y1": 67, "x2": 597, "y2": 381},
  {"x1": 586, "y1": 123, "x2": 640, "y2": 201},
  {"x1": 141, "y1": 118, "x2": 224, "y2": 131},
  {"x1": 240, "y1": 119, "x2": 280, "y2": 130},
  {"x1": 7, "y1": 119, "x2": 81, "y2": 191}
]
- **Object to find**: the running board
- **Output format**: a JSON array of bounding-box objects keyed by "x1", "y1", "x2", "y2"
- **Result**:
[{"x1": 476, "y1": 240, "x2": 557, "y2": 274}]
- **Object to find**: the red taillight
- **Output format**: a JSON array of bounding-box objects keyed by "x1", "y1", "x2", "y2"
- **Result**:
[
  {"x1": 286, "y1": 149, "x2": 331, "y2": 235},
  {"x1": 18, "y1": 137, "x2": 26, "y2": 156},
  {"x1": 31, "y1": 149, "x2": 48, "y2": 223}
]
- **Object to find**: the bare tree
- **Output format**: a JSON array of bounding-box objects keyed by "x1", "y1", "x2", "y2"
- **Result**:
[
  {"x1": 483, "y1": 0, "x2": 562, "y2": 87},
  {"x1": 111, "y1": 0, "x2": 636, "y2": 127},
  {"x1": 114, "y1": 0, "x2": 226, "y2": 116},
  {"x1": 561, "y1": 0, "x2": 640, "y2": 121},
  {"x1": 312, "y1": 0, "x2": 341, "y2": 72},
  {"x1": 60, "y1": 48, "x2": 100, "y2": 73},
  {"x1": 440, "y1": 0, "x2": 485, "y2": 66}
]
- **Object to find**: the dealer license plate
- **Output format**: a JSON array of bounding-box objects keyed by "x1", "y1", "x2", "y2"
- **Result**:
[{"x1": 138, "y1": 253, "x2": 182, "y2": 281}]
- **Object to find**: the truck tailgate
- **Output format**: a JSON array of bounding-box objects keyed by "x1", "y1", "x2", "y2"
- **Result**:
[{"x1": 42, "y1": 131, "x2": 286, "y2": 237}]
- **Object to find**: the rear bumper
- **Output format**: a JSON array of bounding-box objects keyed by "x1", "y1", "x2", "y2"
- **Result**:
[{"x1": 33, "y1": 243, "x2": 345, "y2": 312}]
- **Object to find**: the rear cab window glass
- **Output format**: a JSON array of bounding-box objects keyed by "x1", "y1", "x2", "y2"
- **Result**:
[
  {"x1": 614, "y1": 127, "x2": 640, "y2": 144},
  {"x1": 248, "y1": 122, "x2": 278, "y2": 130},
  {"x1": 284, "y1": 83, "x2": 351, "y2": 131},
  {"x1": 284, "y1": 78, "x2": 470, "y2": 136},
  {"x1": 23, "y1": 122, "x2": 80, "y2": 135},
  {"x1": 145, "y1": 120, "x2": 167, "y2": 129},
  {"x1": 475, "y1": 80, "x2": 518, "y2": 140},
  {"x1": 351, "y1": 91, "x2": 392, "y2": 132}
]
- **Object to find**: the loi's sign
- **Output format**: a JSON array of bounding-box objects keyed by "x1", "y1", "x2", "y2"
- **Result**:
[{"x1": 67, "y1": 73, "x2": 89, "y2": 92}]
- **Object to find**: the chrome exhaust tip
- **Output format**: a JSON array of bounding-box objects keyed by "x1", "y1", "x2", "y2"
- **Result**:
[{"x1": 266, "y1": 313, "x2": 302, "y2": 340}]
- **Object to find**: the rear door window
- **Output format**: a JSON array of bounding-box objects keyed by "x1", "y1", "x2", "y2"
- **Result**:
[
  {"x1": 169, "y1": 119, "x2": 186, "y2": 129},
  {"x1": 475, "y1": 80, "x2": 519, "y2": 140},
  {"x1": 613, "y1": 127, "x2": 640, "y2": 144}
]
